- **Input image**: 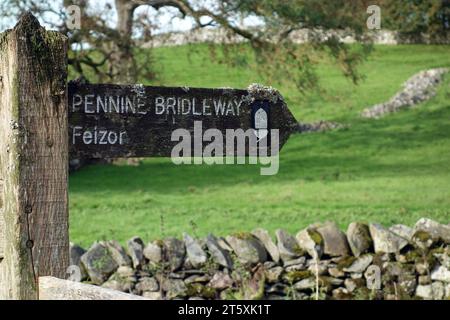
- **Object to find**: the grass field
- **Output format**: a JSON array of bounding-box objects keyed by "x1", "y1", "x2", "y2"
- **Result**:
[{"x1": 69, "y1": 44, "x2": 450, "y2": 247}]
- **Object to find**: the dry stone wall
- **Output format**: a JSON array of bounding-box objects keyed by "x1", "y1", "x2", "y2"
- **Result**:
[
  {"x1": 70, "y1": 218, "x2": 450, "y2": 300},
  {"x1": 361, "y1": 68, "x2": 449, "y2": 118},
  {"x1": 144, "y1": 28, "x2": 450, "y2": 48}
]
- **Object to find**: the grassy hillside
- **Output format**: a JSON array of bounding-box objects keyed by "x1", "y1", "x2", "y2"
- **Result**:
[
  {"x1": 148, "y1": 44, "x2": 450, "y2": 122},
  {"x1": 69, "y1": 44, "x2": 450, "y2": 246}
]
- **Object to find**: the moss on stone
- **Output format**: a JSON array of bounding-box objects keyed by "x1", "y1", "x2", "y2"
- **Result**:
[
  {"x1": 357, "y1": 224, "x2": 374, "y2": 245},
  {"x1": 221, "y1": 288, "x2": 242, "y2": 300},
  {"x1": 336, "y1": 256, "x2": 357, "y2": 270},
  {"x1": 92, "y1": 246, "x2": 113, "y2": 271},
  {"x1": 186, "y1": 283, "x2": 217, "y2": 299},
  {"x1": 233, "y1": 232, "x2": 254, "y2": 240},
  {"x1": 317, "y1": 276, "x2": 342, "y2": 292},
  {"x1": 333, "y1": 290, "x2": 353, "y2": 300},
  {"x1": 154, "y1": 239, "x2": 164, "y2": 248},
  {"x1": 404, "y1": 249, "x2": 421, "y2": 263},
  {"x1": 292, "y1": 243, "x2": 306, "y2": 256},
  {"x1": 242, "y1": 275, "x2": 266, "y2": 300},
  {"x1": 307, "y1": 229, "x2": 324, "y2": 245},
  {"x1": 352, "y1": 288, "x2": 369, "y2": 300},
  {"x1": 429, "y1": 246, "x2": 446, "y2": 255},
  {"x1": 283, "y1": 270, "x2": 312, "y2": 283},
  {"x1": 413, "y1": 230, "x2": 432, "y2": 242},
  {"x1": 371, "y1": 252, "x2": 386, "y2": 266},
  {"x1": 424, "y1": 251, "x2": 439, "y2": 269},
  {"x1": 252, "y1": 278, "x2": 266, "y2": 300}
]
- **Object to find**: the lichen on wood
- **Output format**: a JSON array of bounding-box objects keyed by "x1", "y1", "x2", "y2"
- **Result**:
[{"x1": 245, "y1": 83, "x2": 283, "y2": 104}]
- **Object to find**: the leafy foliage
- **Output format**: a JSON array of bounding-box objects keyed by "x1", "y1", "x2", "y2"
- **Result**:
[
  {"x1": 381, "y1": 0, "x2": 449, "y2": 39},
  {"x1": 1, "y1": 0, "x2": 373, "y2": 89}
]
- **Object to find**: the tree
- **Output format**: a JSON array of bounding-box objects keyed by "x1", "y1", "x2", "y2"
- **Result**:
[
  {"x1": 381, "y1": 0, "x2": 449, "y2": 42},
  {"x1": 0, "y1": 0, "x2": 374, "y2": 88}
]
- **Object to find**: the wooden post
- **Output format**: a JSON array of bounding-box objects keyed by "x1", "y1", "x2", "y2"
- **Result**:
[{"x1": 0, "y1": 13, "x2": 69, "y2": 299}]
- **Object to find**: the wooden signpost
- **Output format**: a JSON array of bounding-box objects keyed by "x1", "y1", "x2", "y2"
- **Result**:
[
  {"x1": 0, "y1": 13, "x2": 69, "y2": 299},
  {"x1": 0, "y1": 13, "x2": 297, "y2": 300},
  {"x1": 69, "y1": 83, "x2": 297, "y2": 158}
]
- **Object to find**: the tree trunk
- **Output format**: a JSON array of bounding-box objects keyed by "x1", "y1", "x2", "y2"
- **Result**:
[{"x1": 114, "y1": 0, "x2": 137, "y2": 83}]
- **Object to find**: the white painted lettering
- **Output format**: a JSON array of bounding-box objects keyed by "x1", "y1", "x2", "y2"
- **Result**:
[
  {"x1": 72, "y1": 94, "x2": 83, "y2": 112},
  {"x1": 84, "y1": 94, "x2": 95, "y2": 113},
  {"x1": 155, "y1": 96, "x2": 165, "y2": 114}
]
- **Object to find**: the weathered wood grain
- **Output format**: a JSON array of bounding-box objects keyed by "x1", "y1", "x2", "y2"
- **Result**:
[
  {"x1": 39, "y1": 276, "x2": 149, "y2": 300},
  {"x1": 69, "y1": 83, "x2": 297, "y2": 158},
  {"x1": 0, "y1": 13, "x2": 69, "y2": 299},
  {"x1": 0, "y1": 183, "x2": 4, "y2": 258},
  {"x1": 0, "y1": 179, "x2": 4, "y2": 259}
]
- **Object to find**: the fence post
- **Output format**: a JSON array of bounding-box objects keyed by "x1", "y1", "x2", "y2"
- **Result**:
[{"x1": 0, "y1": 13, "x2": 69, "y2": 299}]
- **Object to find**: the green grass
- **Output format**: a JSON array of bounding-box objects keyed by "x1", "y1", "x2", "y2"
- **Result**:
[{"x1": 69, "y1": 44, "x2": 450, "y2": 247}]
